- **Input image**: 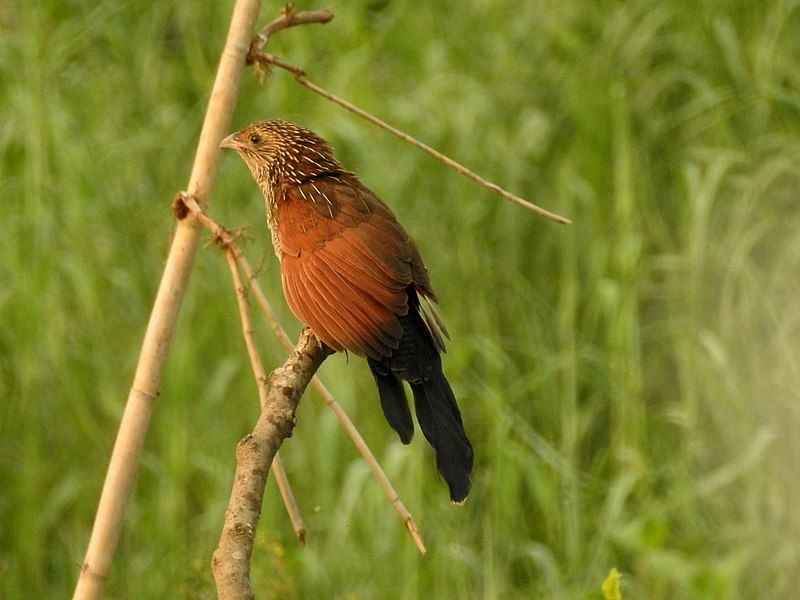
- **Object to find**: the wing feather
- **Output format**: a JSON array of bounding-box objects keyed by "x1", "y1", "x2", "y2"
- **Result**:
[
  {"x1": 318, "y1": 242, "x2": 408, "y2": 312},
  {"x1": 345, "y1": 225, "x2": 413, "y2": 282},
  {"x1": 308, "y1": 256, "x2": 402, "y2": 345},
  {"x1": 282, "y1": 268, "x2": 341, "y2": 351},
  {"x1": 302, "y1": 259, "x2": 393, "y2": 358},
  {"x1": 323, "y1": 235, "x2": 408, "y2": 291},
  {"x1": 277, "y1": 174, "x2": 443, "y2": 357},
  {"x1": 295, "y1": 258, "x2": 368, "y2": 354}
]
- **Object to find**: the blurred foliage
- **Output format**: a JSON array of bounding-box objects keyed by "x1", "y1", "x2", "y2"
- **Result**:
[
  {"x1": 603, "y1": 568, "x2": 622, "y2": 600},
  {"x1": 1, "y1": 0, "x2": 800, "y2": 598}
]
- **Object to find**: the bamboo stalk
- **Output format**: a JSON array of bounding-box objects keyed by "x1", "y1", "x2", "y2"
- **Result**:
[{"x1": 72, "y1": 2, "x2": 263, "y2": 598}]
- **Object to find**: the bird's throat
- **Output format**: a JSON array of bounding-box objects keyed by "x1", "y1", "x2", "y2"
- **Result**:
[{"x1": 260, "y1": 181, "x2": 283, "y2": 260}]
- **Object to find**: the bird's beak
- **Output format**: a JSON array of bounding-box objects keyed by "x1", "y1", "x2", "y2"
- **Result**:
[{"x1": 219, "y1": 133, "x2": 240, "y2": 150}]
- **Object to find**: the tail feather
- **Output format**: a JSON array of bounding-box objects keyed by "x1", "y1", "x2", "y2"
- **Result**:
[
  {"x1": 368, "y1": 358, "x2": 413, "y2": 444},
  {"x1": 410, "y1": 374, "x2": 473, "y2": 503},
  {"x1": 370, "y1": 286, "x2": 473, "y2": 502}
]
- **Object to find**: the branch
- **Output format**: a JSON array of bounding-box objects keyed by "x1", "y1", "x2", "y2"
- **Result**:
[
  {"x1": 211, "y1": 328, "x2": 331, "y2": 599},
  {"x1": 224, "y1": 250, "x2": 306, "y2": 544},
  {"x1": 248, "y1": 3, "x2": 333, "y2": 60},
  {"x1": 179, "y1": 193, "x2": 427, "y2": 554},
  {"x1": 248, "y1": 52, "x2": 572, "y2": 225},
  {"x1": 72, "y1": 2, "x2": 264, "y2": 598}
]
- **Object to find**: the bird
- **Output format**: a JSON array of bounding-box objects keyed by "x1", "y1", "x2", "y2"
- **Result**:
[{"x1": 220, "y1": 119, "x2": 473, "y2": 503}]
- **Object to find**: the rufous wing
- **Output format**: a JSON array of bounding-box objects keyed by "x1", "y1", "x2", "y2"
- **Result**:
[{"x1": 277, "y1": 174, "x2": 444, "y2": 359}]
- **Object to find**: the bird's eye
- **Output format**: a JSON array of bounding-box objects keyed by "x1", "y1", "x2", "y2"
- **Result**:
[{"x1": 249, "y1": 133, "x2": 261, "y2": 145}]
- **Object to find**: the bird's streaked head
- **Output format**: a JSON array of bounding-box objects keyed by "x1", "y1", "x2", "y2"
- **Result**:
[{"x1": 220, "y1": 119, "x2": 342, "y2": 187}]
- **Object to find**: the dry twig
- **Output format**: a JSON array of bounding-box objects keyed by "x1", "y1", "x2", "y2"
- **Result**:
[
  {"x1": 72, "y1": 2, "x2": 263, "y2": 598},
  {"x1": 223, "y1": 249, "x2": 306, "y2": 544},
  {"x1": 247, "y1": 49, "x2": 572, "y2": 225},
  {"x1": 249, "y1": 2, "x2": 333, "y2": 54}
]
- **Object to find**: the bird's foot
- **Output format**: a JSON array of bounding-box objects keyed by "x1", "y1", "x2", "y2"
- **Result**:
[{"x1": 301, "y1": 326, "x2": 334, "y2": 356}]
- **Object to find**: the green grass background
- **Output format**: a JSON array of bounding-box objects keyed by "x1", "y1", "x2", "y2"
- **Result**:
[{"x1": 2, "y1": 0, "x2": 800, "y2": 598}]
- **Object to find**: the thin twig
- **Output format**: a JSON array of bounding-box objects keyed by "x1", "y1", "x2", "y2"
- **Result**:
[
  {"x1": 180, "y1": 193, "x2": 427, "y2": 554},
  {"x1": 270, "y1": 454, "x2": 306, "y2": 545},
  {"x1": 212, "y1": 328, "x2": 330, "y2": 599},
  {"x1": 247, "y1": 52, "x2": 572, "y2": 225},
  {"x1": 223, "y1": 250, "x2": 306, "y2": 545},
  {"x1": 72, "y1": 2, "x2": 264, "y2": 599},
  {"x1": 248, "y1": 3, "x2": 333, "y2": 60}
]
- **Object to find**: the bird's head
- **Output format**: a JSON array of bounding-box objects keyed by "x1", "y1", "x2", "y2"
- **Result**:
[{"x1": 220, "y1": 119, "x2": 341, "y2": 187}]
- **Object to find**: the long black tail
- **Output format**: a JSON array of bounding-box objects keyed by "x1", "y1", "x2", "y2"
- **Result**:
[
  {"x1": 408, "y1": 368, "x2": 473, "y2": 503},
  {"x1": 368, "y1": 358, "x2": 414, "y2": 444},
  {"x1": 367, "y1": 288, "x2": 473, "y2": 503}
]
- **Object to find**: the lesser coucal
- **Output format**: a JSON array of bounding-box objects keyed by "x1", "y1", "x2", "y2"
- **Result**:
[{"x1": 220, "y1": 120, "x2": 473, "y2": 503}]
